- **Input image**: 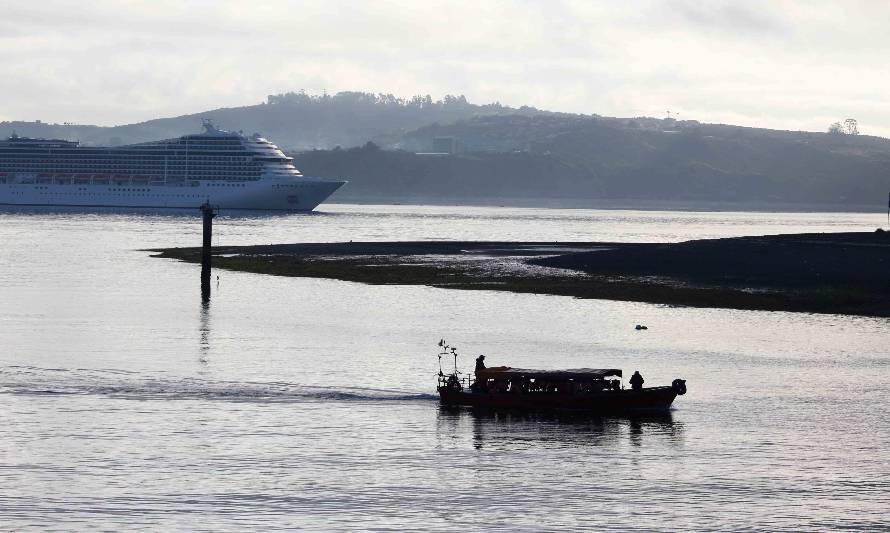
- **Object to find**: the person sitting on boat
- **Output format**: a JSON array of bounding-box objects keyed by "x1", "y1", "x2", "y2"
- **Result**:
[
  {"x1": 475, "y1": 354, "x2": 486, "y2": 372},
  {"x1": 630, "y1": 371, "x2": 644, "y2": 391}
]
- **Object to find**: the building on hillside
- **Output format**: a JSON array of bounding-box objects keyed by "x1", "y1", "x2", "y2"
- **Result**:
[{"x1": 431, "y1": 136, "x2": 463, "y2": 154}]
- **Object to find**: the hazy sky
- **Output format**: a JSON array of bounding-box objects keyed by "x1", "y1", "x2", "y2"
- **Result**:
[{"x1": 3, "y1": 0, "x2": 889, "y2": 137}]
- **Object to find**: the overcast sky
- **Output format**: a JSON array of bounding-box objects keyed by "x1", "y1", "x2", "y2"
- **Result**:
[{"x1": 2, "y1": 0, "x2": 889, "y2": 137}]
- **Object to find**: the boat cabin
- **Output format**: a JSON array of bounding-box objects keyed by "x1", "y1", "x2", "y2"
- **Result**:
[{"x1": 471, "y1": 367, "x2": 623, "y2": 395}]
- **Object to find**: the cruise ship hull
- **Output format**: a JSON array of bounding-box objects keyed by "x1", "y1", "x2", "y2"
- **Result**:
[{"x1": 0, "y1": 175, "x2": 345, "y2": 211}]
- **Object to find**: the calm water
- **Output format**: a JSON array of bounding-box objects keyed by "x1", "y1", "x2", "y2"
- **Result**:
[{"x1": 1, "y1": 205, "x2": 888, "y2": 531}]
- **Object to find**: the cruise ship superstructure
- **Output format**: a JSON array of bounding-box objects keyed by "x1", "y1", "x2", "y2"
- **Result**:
[{"x1": 0, "y1": 120, "x2": 346, "y2": 210}]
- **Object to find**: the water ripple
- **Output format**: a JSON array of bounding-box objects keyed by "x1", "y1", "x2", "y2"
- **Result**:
[{"x1": 0, "y1": 366, "x2": 436, "y2": 404}]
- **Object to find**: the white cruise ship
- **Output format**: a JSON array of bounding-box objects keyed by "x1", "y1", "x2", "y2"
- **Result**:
[{"x1": 0, "y1": 120, "x2": 346, "y2": 211}]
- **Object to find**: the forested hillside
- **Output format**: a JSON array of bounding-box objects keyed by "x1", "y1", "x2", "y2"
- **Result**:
[
  {"x1": 293, "y1": 142, "x2": 599, "y2": 204},
  {"x1": 391, "y1": 115, "x2": 890, "y2": 206}
]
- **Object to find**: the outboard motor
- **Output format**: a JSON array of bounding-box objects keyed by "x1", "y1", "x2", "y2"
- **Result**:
[{"x1": 672, "y1": 378, "x2": 687, "y2": 395}]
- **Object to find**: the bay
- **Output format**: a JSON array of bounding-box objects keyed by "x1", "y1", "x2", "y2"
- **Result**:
[{"x1": 1, "y1": 204, "x2": 887, "y2": 531}]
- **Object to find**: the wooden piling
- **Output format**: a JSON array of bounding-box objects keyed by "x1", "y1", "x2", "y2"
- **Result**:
[{"x1": 200, "y1": 203, "x2": 218, "y2": 300}]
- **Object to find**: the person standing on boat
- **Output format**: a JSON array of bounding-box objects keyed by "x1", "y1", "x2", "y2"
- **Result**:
[
  {"x1": 470, "y1": 355, "x2": 487, "y2": 392},
  {"x1": 630, "y1": 371, "x2": 644, "y2": 391}
]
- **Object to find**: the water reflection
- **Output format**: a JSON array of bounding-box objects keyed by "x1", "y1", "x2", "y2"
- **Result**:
[
  {"x1": 436, "y1": 406, "x2": 683, "y2": 450},
  {"x1": 198, "y1": 299, "x2": 211, "y2": 365}
]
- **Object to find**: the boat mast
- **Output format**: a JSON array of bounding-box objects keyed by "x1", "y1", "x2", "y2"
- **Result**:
[{"x1": 437, "y1": 339, "x2": 460, "y2": 376}]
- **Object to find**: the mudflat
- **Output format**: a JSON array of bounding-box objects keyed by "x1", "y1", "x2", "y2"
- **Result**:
[{"x1": 153, "y1": 231, "x2": 890, "y2": 317}]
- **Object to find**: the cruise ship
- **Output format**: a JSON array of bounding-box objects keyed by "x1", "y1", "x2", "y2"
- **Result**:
[{"x1": 0, "y1": 120, "x2": 346, "y2": 211}]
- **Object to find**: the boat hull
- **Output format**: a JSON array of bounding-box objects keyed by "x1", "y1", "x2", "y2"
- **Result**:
[
  {"x1": 439, "y1": 386, "x2": 678, "y2": 413},
  {"x1": 0, "y1": 177, "x2": 345, "y2": 211}
]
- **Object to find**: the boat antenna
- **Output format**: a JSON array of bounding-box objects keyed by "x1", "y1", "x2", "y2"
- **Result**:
[
  {"x1": 437, "y1": 339, "x2": 446, "y2": 376},
  {"x1": 451, "y1": 346, "x2": 459, "y2": 374},
  {"x1": 437, "y1": 338, "x2": 460, "y2": 375}
]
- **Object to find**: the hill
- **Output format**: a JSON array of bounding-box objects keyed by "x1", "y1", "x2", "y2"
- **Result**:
[
  {"x1": 390, "y1": 115, "x2": 890, "y2": 206},
  {"x1": 293, "y1": 143, "x2": 599, "y2": 204},
  {"x1": 3, "y1": 91, "x2": 889, "y2": 209},
  {"x1": 296, "y1": 116, "x2": 890, "y2": 207},
  {"x1": 0, "y1": 91, "x2": 551, "y2": 149}
]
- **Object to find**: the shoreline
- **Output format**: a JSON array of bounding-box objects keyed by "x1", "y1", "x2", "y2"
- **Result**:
[
  {"x1": 152, "y1": 232, "x2": 890, "y2": 317},
  {"x1": 325, "y1": 197, "x2": 887, "y2": 214}
]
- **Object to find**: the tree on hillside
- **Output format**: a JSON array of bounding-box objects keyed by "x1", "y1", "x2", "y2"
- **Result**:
[{"x1": 828, "y1": 119, "x2": 860, "y2": 135}]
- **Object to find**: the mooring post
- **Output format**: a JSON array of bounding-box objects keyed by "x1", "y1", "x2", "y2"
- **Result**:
[{"x1": 200, "y1": 202, "x2": 218, "y2": 300}]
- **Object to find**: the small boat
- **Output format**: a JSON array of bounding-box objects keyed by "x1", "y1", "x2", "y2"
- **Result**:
[{"x1": 435, "y1": 341, "x2": 686, "y2": 413}]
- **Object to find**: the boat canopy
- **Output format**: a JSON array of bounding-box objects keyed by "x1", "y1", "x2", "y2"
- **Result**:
[{"x1": 476, "y1": 366, "x2": 622, "y2": 380}]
